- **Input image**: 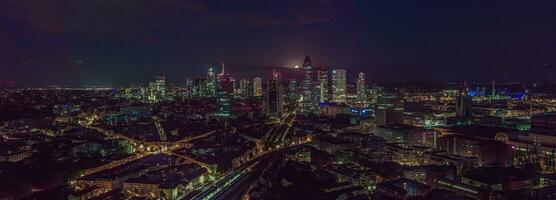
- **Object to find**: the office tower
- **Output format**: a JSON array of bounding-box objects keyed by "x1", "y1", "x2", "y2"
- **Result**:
[
  {"x1": 231, "y1": 79, "x2": 237, "y2": 95},
  {"x1": 185, "y1": 78, "x2": 193, "y2": 98},
  {"x1": 193, "y1": 78, "x2": 206, "y2": 97},
  {"x1": 239, "y1": 79, "x2": 250, "y2": 99},
  {"x1": 253, "y1": 77, "x2": 263, "y2": 97},
  {"x1": 311, "y1": 82, "x2": 322, "y2": 112},
  {"x1": 356, "y1": 72, "x2": 366, "y2": 103},
  {"x1": 288, "y1": 79, "x2": 298, "y2": 103},
  {"x1": 247, "y1": 80, "x2": 254, "y2": 97},
  {"x1": 301, "y1": 55, "x2": 314, "y2": 113},
  {"x1": 455, "y1": 81, "x2": 473, "y2": 118},
  {"x1": 154, "y1": 75, "x2": 166, "y2": 99},
  {"x1": 147, "y1": 82, "x2": 156, "y2": 101},
  {"x1": 265, "y1": 70, "x2": 283, "y2": 118},
  {"x1": 332, "y1": 69, "x2": 347, "y2": 102},
  {"x1": 316, "y1": 67, "x2": 329, "y2": 102},
  {"x1": 146, "y1": 76, "x2": 166, "y2": 101},
  {"x1": 206, "y1": 67, "x2": 217, "y2": 97},
  {"x1": 217, "y1": 63, "x2": 234, "y2": 94}
]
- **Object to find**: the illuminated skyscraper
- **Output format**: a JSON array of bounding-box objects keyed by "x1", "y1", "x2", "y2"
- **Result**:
[
  {"x1": 456, "y1": 81, "x2": 473, "y2": 118},
  {"x1": 185, "y1": 78, "x2": 193, "y2": 98},
  {"x1": 311, "y1": 82, "x2": 322, "y2": 112},
  {"x1": 192, "y1": 78, "x2": 206, "y2": 97},
  {"x1": 356, "y1": 72, "x2": 366, "y2": 103},
  {"x1": 239, "y1": 79, "x2": 250, "y2": 99},
  {"x1": 146, "y1": 76, "x2": 167, "y2": 101},
  {"x1": 217, "y1": 63, "x2": 234, "y2": 94},
  {"x1": 265, "y1": 70, "x2": 283, "y2": 118},
  {"x1": 288, "y1": 79, "x2": 298, "y2": 103},
  {"x1": 253, "y1": 77, "x2": 263, "y2": 97},
  {"x1": 155, "y1": 75, "x2": 166, "y2": 97},
  {"x1": 332, "y1": 69, "x2": 347, "y2": 102},
  {"x1": 206, "y1": 67, "x2": 217, "y2": 97},
  {"x1": 301, "y1": 55, "x2": 314, "y2": 113},
  {"x1": 231, "y1": 79, "x2": 237, "y2": 94},
  {"x1": 316, "y1": 67, "x2": 329, "y2": 103}
]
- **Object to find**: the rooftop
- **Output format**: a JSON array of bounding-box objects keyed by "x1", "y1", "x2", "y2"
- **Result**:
[{"x1": 126, "y1": 164, "x2": 207, "y2": 188}]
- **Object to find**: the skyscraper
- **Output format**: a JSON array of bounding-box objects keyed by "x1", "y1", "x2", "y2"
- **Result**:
[
  {"x1": 217, "y1": 63, "x2": 234, "y2": 94},
  {"x1": 456, "y1": 81, "x2": 473, "y2": 118},
  {"x1": 206, "y1": 67, "x2": 217, "y2": 97},
  {"x1": 332, "y1": 69, "x2": 347, "y2": 103},
  {"x1": 239, "y1": 79, "x2": 250, "y2": 99},
  {"x1": 231, "y1": 79, "x2": 237, "y2": 95},
  {"x1": 265, "y1": 70, "x2": 283, "y2": 118},
  {"x1": 147, "y1": 75, "x2": 167, "y2": 101},
  {"x1": 311, "y1": 82, "x2": 322, "y2": 113},
  {"x1": 316, "y1": 67, "x2": 329, "y2": 103},
  {"x1": 301, "y1": 55, "x2": 314, "y2": 113},
  {"x1": 357, "y1": 72, "x2": 366, "y2": 103},
  {"x1": 253, "y1": 77, "x2": 263, "y2": 97},
  {"x1": 155, "y1": 75, "x2": 166, "y2": 97},
  {"x1": 193, "y1": 78, "x2": 206, "y2": 97},
  {"x1": 288, "y1": 79, "x2": 298, "y2": 104},
  {"x1": 185, "y1": 78, "x2": 193, "y2": 98}
]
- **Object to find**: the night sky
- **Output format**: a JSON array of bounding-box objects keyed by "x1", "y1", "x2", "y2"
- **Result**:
[{"x1": 0, "y1": 0, "x2": 554, "y2": 86}]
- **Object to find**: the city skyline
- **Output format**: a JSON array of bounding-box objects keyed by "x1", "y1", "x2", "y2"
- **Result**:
[
  {"x1": 2, "y1": 57, "x2": 555, "y2": 88},
  {"x1": 1, "y1": 1, "x2": 556, "y2": 200}
]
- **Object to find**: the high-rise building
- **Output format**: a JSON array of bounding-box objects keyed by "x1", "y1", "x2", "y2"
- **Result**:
[
  {"x1": 332, "y1": 69, "x2": 347, "y2": 103},
  {"x1": 231, "y1": 79, "x2": 237, "y2": 95},
  {"x1": 455, "y1": 81, "x2": 473, "y2": 118},
  {"x1": 316, "y1": 67, "x2": 329, "y2": 103},
  {"x1": 311, "y1": 82, "x2": 322, "y2": 112},
  {"x1": 206, "y1": 67, "x2": 217, "y2": 97},
  {"x1": 301, "y1": 55, "x2": 314, "y2": 113},
  {"x1": 247, "y1": 80, "x2": 254, "y2": 97},
  {"x1": 239, "y1": 79, "x2": 250, "y2": 99},
  {"x1": 155, "y1": 75, "x2": 166, "y2": 98},
  {"x1": 217, "y1": 63, "x2": 234, "y2": 94},
  {"x1": 193, "y1": 78, "x2": 206, "y2": 97},
  {"x1": 253, "y1": 77, "x2": 263, "y2": 97},
  {"x1": 185, "y1": 78, "x2": 193, "y2": 98},
  {"x1": 146, "y1": 76, "x2": 167, "y2": 101},
  {"x1": 288, "y1": 79, "x2": 298, "y2": 104},
  {"x1": 265, "y1": 70, "x2": 283, "y2": 118},
  {"x1": 356, "y1": 72, "x2": 366, "y2": 103}
]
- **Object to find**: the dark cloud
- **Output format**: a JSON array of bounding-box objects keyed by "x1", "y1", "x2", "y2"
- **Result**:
[
  {"x1": 0, "y1": 0, "x2": 553, "y2": 85},
  {"x1": 0, "y1": 0, "x2": 336, "y2": 35}
]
